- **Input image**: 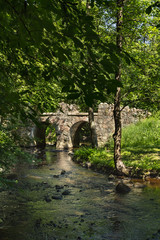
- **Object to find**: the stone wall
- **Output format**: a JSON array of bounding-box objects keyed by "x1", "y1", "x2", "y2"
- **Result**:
[
  {"x1": 43, "y1": 104, "x2": 88, "y2": 149},
  {"x1": 22, "y1": 102, "x2": 149, "y2": 149},
  {"x1": 95, "y1": 103, "x2": 149, "y2": 147}
]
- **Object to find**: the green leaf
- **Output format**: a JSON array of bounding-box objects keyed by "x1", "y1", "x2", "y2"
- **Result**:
[{"x1": 100, "y1": 58, "x2": 115, "y2": 74}]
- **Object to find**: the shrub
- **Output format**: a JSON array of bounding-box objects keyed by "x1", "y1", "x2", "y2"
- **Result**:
[{"x1": 0, "y1": 129, "x2": 35, "y2": 176}]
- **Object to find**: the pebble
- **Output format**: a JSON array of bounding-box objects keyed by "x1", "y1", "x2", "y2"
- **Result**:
[
  {"x1": 44, "y1": 196, "x2": 52, "y2": 202},
  {"x1": 61, "y1": 170, "x2": 66, "y2": 175},
  {"x1": 108, "y1": 174, "x2": 115, "y2": 181},
  {"x1": 62, "y1": 190, "x2": 70, "y2": 195},
  {"x1": 55, "y1": 185, "x2": 64, "y2": 190},
  {"x1": 53, "y1": 175, "x2": 59, "y2": 178},
  {"x1": 52, "y1": 195, "x2": 62, "y2": 200},
  {"x1": 77, "y1": 236, "x2": 82, "y2": 239}
]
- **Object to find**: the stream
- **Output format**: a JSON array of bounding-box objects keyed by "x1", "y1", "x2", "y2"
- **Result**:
[{"x1": 0, "y1": 147, "x2": 160, "y2": 240}]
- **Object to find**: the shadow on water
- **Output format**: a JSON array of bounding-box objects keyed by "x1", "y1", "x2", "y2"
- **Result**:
[{"x1": 0, "y1": 146, "x2": 160, "y2": 240}]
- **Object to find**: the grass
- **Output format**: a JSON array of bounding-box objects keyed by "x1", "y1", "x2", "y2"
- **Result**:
[
  {"x1": 74, "y1": 116, "x2": 160, "y2": 176},
  {"x1": 121, "y1": 117, "x2": 160, "y2": 173},
  {"x1": 74, "y1": 147, "x2": 115, "y2": 171},
  {"x1": 121, "y1": 117, "x2": 160, "y2": 148}
]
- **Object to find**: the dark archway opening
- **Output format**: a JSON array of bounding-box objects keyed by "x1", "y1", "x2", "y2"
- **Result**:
[
  {"x1": 35, "y1": 123, "x2": 57, "y2": 148},
  {"x1": 71, "y1": 121, "x2": 91, "y2": 148}
]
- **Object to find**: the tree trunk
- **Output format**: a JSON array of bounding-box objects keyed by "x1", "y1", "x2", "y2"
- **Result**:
[
  {"x1": 88, "y1": 107, "x2": 98, "y2": 148},
  {"x1": 113, "y1": 0, "x2": 129, "y2": 175}
]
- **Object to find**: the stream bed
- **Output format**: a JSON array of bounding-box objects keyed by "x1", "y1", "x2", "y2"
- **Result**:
[{"x1": 0, "y1": 147, "x2": 160, "y2": 240}]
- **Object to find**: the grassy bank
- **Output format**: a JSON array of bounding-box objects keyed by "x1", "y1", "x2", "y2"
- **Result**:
[{"x1": 73, "y1": 116, "x2": 160, "y2": 177}]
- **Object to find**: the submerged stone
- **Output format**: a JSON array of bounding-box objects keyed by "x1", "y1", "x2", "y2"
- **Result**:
[
  {"x1": 34, "y1": 218, "x2": 42, "y2": 228},
  {"x1": 52, "y1": 195, "x2": 62, "y2": 200},
  {"x1": 53, "y1": 175, "x2": 59, "y2": 178},
  {"x1": 108, "y1": 174, "x2": 116, "y2": 181},
  {"x1": 62, "y1": 190, "x2": 71, "y2": 195},
  {"x1": 47, "y1": 221, "x2": 57, "y2": 227},
  {"x1": 55, "y1": 185, "x2": 64, "y2": 190},
  {"x1": 116, "y1": 182, "x2": 131, "y2": 194},
  {"x1": 49, "y1": 168, "x2": 55, "y2": 170},
  {"x1": 44, "y1": 195, "x2": 52, "y2": 202},
  {"x1": 61, "y1": 170, "x2": 66, "y2": 175}
]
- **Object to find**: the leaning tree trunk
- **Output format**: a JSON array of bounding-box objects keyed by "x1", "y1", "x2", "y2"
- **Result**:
[
  {"x1": 88, "y1": 107, "x2": 98, "y2": 148},
  {"x1": 113, "y1": 0, "x2": 128, "y2": 175}
]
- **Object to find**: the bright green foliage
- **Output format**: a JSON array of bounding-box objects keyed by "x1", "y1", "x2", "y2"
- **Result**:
[
  {"x1": 0, "y1": 130, "x2": 13, "y2": 158},
  {"x1": 121, "y1": 116, "x2": 160, "y2": 172},
  {"x1": 0, "y1": 0, "x2": 124, "y2": 183},
  {"x1": 0, "y1": 128, "x2": 35, "y2": 175},
  {"x1": 0, "y1": 0, "x2": 160, "y2": 177},
  {"x1": 122, "y1": 117, "x2": 160, "y2": 148},
  {"x1": 122, "y1": 148, "x2": 160, "y2": 171},
  {"x1": 74, "y1": 147, "x2": 95, "y2": 161},
  {"x1": 87, "y1": 148, "x2": 114, "y2": 169},
  {"x1": 87, "y1": 0, "x2": 160, "y2": 112},
  {"x1": 74, "y1": 116, "x2": 160, "y2": 173},
  {"x1": 0, "y1": 0, "x2": 124, "y2": 121},
  {"x1": 0, "y1": 1, "x2": 63, "y2": 119},
  {"x1": 74, "y1": 147, "x2": 115, "y2": 170},
  {"x1": 46, "y1": 125, "x2": 56, "y2": 145},
  {"x1": 0, "y1": 0, "x2": 159, "y2": 114},
  {"x1": 1, "y1": 0, "x2": 158, "y2": 116},
  {"x1": 60, "y1": 1, "x2": 126, "y2": 107},
  {"x1": 121, "y1": 0, "x2": 160, "y2": 111},
  {"x1": 146, "y1": 1, "x2": 160, "y2": 15}
]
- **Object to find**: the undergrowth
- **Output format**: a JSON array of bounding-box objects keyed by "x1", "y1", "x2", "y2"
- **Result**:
[
  {"x1": 0, "y1": 128, "x2": 37, "y2": 186},
  {"x1": 74, "y1": 116, "x2": 160, "y2": 175}
]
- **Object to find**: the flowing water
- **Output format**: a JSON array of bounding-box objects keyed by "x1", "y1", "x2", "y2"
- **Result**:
[{"x1": 0, "y1": 147, "x2": 160, "y2": 240}]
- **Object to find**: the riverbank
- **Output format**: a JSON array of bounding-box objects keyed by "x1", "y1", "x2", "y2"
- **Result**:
[
  {"x1": 72, "y1": 116, "x2": 160, "y2": 179},
  {"x1": 72, "y1": 147, "x2": 160, "y2": 179},
  {"x1": 1, "y1": 149, "x2": 160, "y2": 240}
]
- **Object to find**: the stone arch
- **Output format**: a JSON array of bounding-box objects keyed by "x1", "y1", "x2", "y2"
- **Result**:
[
  {"x1": 70, "y1": 121, "x2": 91, "y2": 148},
  {"x1": 34, "y1": 122, "x2": 59, "y2": 148},
  {"x1": 34, "y1": 122, "x2": 48, "y2": 148}
]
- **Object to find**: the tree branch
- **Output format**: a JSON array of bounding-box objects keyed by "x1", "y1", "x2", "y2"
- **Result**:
[{"x1": 5, "y1": 0, "x2": 33, "y2": 41}]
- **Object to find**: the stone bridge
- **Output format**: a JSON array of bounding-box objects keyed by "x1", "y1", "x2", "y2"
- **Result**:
[{"x1": 25, "y1": 103, "x2": 149, "y2": 149}]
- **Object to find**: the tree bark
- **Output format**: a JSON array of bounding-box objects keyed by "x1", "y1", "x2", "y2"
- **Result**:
[
  {"x1": 85, "y1": 1, "x2": 98, "y2": 148},
  {"x1": 113, "y1": 0, "x2": 129, "y2": 175},
  {"x1": 88, "y1": 107, "x2": 98, "y2": 148}
]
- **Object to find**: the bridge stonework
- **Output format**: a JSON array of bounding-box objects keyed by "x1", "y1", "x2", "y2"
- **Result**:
[{"x1": 32, "y1": 103, "x2": 149, "y2": 149}]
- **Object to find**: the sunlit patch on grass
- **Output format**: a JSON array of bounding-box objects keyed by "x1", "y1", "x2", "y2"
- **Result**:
[{"x1": 74, "y1": 116, "x2": 160, "y2": 175}]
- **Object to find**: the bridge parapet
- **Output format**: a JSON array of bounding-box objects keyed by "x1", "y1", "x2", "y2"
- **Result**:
[{"x1": 23, "y1": 103, "x2": 149, "y2": 149}]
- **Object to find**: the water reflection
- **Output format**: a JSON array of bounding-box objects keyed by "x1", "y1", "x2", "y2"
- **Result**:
[{"x1": 0, "y1": 147, "x2": 160, "y2": 240}]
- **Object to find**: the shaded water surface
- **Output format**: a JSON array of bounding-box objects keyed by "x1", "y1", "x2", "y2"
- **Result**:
[{"x1": 0, "y1": 147, "x2": 160, "y2": 240}]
